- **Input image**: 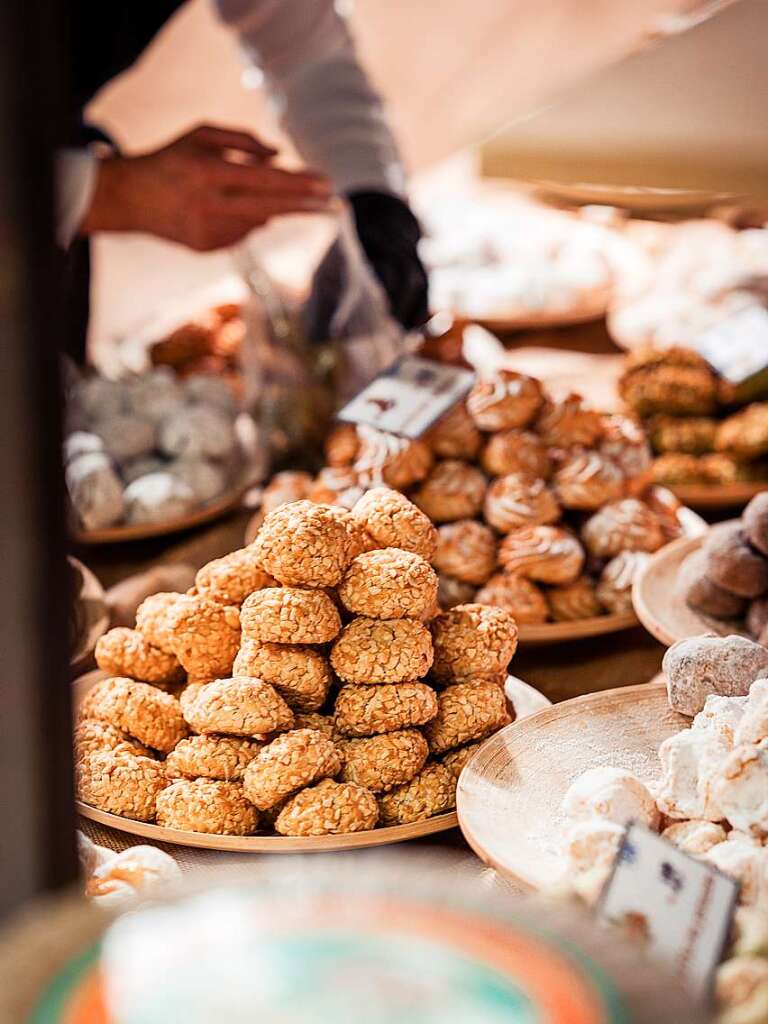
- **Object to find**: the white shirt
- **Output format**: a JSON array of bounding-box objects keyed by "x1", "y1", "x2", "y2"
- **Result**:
[{"x1": 57, "y1": 0, "x2": 405, "y2": 246}]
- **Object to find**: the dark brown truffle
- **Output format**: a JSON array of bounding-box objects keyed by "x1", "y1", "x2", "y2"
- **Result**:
[
  {"x1": 743, "y1": 493, "x2": 768, "y2": 558},
  {"x1": 702, "y1": 522, "x2": 768, "y2": 599},
  {"x1": 677, "y1": 549, "x2": 746, "y2": 619},
  {"x1": 747, "y1": 596, "x2": 768, "y2": 639}
]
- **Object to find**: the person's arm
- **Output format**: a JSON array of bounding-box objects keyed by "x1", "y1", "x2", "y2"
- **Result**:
[{"x1": 216, "y1": 0, "x2": 428, "y2": 328}]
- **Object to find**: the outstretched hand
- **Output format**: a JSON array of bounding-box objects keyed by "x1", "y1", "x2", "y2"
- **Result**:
[{"x1": 80, "y1": 124, "x2": 333, "y2": 251}]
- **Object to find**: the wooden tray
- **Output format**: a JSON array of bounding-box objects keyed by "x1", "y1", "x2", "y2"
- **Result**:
[
  {"x1": 456, "y1": 682, "x2": 688, "y2": 891},
  {"x1": 632, "y1": 529, "x2": 747, "y2": 647},
  {"x1": 69, "y1": 558, "x2": 109, "y2": 671},
  {"x1": 74, "y1": 671, "x2": 549, "y2": 853},
  {"x1": 668, "y1": 480, "x2": 767, "y2": 512},
  {"x1": 73, "y1": 481, "x2": 247, "y2": 546}
]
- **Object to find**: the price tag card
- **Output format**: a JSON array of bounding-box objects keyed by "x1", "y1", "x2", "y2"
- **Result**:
[
  {"x1": 598, "y1": 824, "x2": 739, "y2": 1003},
  {"x1": 690, "y1": 304, "x2": 768, "y2": 384},
  {"x1": 336, "y1": 356, "x2": 475, "y2": 439}
]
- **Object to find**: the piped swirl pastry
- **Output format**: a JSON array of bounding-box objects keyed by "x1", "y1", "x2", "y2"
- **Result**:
[
  {"x1": 483, "y1": 473, "x2": 560, "y2": 533},
  {"x1": 535, "y1": 394, "x2": 603, "y2": 448},
  {"x1": 581, "y1": 498, "x2": 666, "y2": 560},
  {"x1": 552, "y1": 450, "x2": 624, "y2": 510},
  {"x1": 480, "y1": 429, "x2": 551, "y2": 479},
  {"x1": 497, "y1": 524, "x2": 585, "y2": 585},
  {"x1": 466, "y1": 370, "x2": 543, "y2": 431}
]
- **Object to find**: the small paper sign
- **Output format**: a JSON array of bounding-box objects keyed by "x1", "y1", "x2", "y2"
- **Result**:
[
  {"x1": 690, "y1": 304, "x2": 768, "y2": 384},
  {"x1": 336, "y1": 356, "x2": 475, "y2": 439},
  {"x1": 598, "y1": 824, "x2": 739, "y2": 1002}
]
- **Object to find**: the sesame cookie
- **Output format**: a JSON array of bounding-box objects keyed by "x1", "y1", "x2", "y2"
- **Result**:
[
  {"x1": 334, "y1": 682, "x2": 438, "y2": 737},
  {"x1": 164, "y1": 735, "x2": 263, "y2": 782},
  {"x1": 378, "y1": 763, "x2": 456, "y2": 824},
  {"x1": 95, "y1": 627, "x2": 184, "y2": 688},
  {"x1": 80, "y1": 677, "x2": 188, "y2": 753},
  {"x1": 423, "y1": 681, "x2": 510, "y2": 753},
  {"x1": 338, "y1": 548, "x2": 438, "y2": 620},
  {"x1": 182, "y1": 677, "x2": 294, "y2": 736},
  {"x1": 166, "y1": 593, "x2": 241, "y2": 680},
  {"x1": 156, "y1": 779, "x2": 259, "y2": 835},
  {"x1": 292, "y1": 711, "x2": 338, "y2": 739},
  {"x1": 441, "y1": 742, "x2": 481, "y2": 781},
  {"x1": 497, "y1": 525, "x2": 585, "y2": 585},
  {"x1": 430, "y1": 604, "x2": 518, "y2": 684},
  {"x1": 467, "y1": 371, "x2": 543, "y2": 431},
  {"x1": 433, "y1": 521, "x2": 497, "y2": 586},
  {"x1": 77, "y1": 751, "x2": 169, "y2": 821},
  {"x1": 339, "y1": 729, "x2": 429, "y2": 792},
  {"x1": 474, "y1": 573, "x2": 549, "y2": 625},
  {"x1": 352, "y1": 488, "x2": 437, "y2": 560},
  {"x1": 134, "y1": 592, "x2": 181, "y2": 655},
  {"x1": 274, "y1": 778, "x2": 379, "y2": 836},
  {"x1": 412, "y1": 460, "x2": 487, "y2": 523},
  {"x1": 240, "y1": 587, "x2": 341, "y2": 644},
  {"x1": 74, "y1": 720, "x2": 152, "y2": 763},
  {"x1": 427, "y1": 402, "x2": 482, "y2": 460},
  {"x1": 252, "y1": 500, "x2": 353, "y2": 587},
  {"x1": 330, "y1": 617, "x2": 433, "y2": 684},
  {"x1": 233, "y1": 639, "x2": 332, "y2": 711},
  {"x1": 194, "y1": 546, "x2": 274, "y2": 606},
  {"x1": 242, "y1": 729, "x2": 342, "y2": 810},
  {"x1": 483, "y1": 473, "x2": 560, "y2": 533}
]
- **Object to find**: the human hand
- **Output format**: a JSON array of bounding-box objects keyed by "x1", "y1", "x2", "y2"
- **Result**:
[{"x1": 80, "y1": 124, "x2": 333, "y2": 251}]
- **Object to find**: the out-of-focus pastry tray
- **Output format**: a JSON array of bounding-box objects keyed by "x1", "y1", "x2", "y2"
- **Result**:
[
  {"x1": 632, "y1": 528, "x2": 749, "y2": 648},
  {"x1": 69, "y1": 558, "x2": 109, "y2": 670},
  {"x1": 73, "y1": 671, "x2": 550, "y2": 853},
  {"x1": 459, "y1": 300, "x2": 608, "y2": 334},
  {"x1": 667, "y1": 480, "x2": 767, "y2": 511},
  {"x1": 457, "y1": 681, "x2": 688, "y2": 891},
  {"x1": 72, "y1": 478, "x2": 249, "y2": 546},
  {"x1": 517, "y1": 501, "x2": 707, "y2": 645}
]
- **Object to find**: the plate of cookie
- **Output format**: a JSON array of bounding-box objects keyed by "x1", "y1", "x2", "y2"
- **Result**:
[
  {"x1": 456, "y1": 681, "x2": 689, "y2": 891},
  {"x1": 73, "y1": 669, "x2": 549, "y2": 853},
  {"x1": 634, "y1": 496, "x2": 768, "y2": 648},
  {"x1": 73, "y1": 495, "x2": 547, "y2": 853}
]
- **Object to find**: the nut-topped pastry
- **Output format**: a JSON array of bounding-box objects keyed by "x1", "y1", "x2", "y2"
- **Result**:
[
  {"x1": 330, "y1": 617, "x2": 433, "y2": 684},
  {"x1": 240, "y1": 587, "x2": 341, "y2": 644},
  {"x1": 432, "y1": 521, "x2": 497, "y2": 586},
  {"x1": 715, "y1": 403, "x2": 768, "y2": 461},
  {"x1": 95, "y1": 627, "x2": 184, "y2": 689},
  {"x1": 474, "y1": 573, "x2": 548, "y2": 624},
  {"x1": 412, "y1": 460, "x2": 487, "y2": 523},
  {"x1": 552, "y1": 450, "x2": 624, "y2": 510},
  {"x1": 338, "y1": 548, "x2": 438, "y2": 620},
  {"x1": 430, "y1": 604, "x2": 518, "y2": 683},
  {"x1": 618, "y1": 345, "x2": 718, "y2": 417},
  {"x1": 427, "y1": 402, "x2": 482, "y2": 460},
  {"x1": 480, "y1": 429, "x2": 552, "y2": 479},
  {"x1": 581, "y1": 498, "x2": 666, "y2": 560},
  {"x1": 352, "y1": 426, "x2": 433, "y2": 490},
  {"x1": 466, "y1": 370, "x2": 543, "y2": 431},
  {"x1": 648, "y1": 415, "x2": 718, "y2": 455},
  {"x1": 352, "y1": 487, "x2": 437, "y2": 560},
  {"x1": 483, "y1": 473, "x2": 560, "y2": 533},
  {"x1": 253, "y1": 500, "x2": 354, "y2": 588},
  {"x1": 497, "y1": 525, "x2": 585, "y2": 585},
  {"x1": 535, "y1": 394, "x2": 603, "y2": 449}
]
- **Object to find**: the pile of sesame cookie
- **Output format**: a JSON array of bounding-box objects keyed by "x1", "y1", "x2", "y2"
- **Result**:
[
  {"x1": 257, "y1": 369, "x2": 686, "y2": 625},
  {"x1": 75, "y1": 492, "x2": 518, "y2": 838}
]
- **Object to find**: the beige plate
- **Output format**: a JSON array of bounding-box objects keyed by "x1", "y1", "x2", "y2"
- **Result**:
[
  {"x1": 457, "y1": 681, "x2": 688, "y2": 890},
  {"x1": 74, "y1": 671, "x2": 549, "y2": 853},
  {"x1": 632, "y1": 528, "x2": 747, "y2": 648},
  {"x1": 668, "y1": 480, "x2": 767, "y2": 511},
  {"x1": 531, "y1": 180, "x2": 739, "y2": 214},
  {"x1": 73, "y1": 481, "x2": 247, "y2": 546},
  {"x1": 464, "y1": 303, "x2": 607, "y2": 334},
  {"x1": 69, "y1": 558, "x2": 109, "y2": 671},
  {"x1": 517, "y1": 499, "x2": 707, "y2": 645}
]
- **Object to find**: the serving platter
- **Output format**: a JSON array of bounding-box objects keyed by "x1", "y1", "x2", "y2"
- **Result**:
[
  {"x1": 73, "y1": 480, "x2": 248, "y2": 546},
  {"x1": 456, "y1": 681, "x2": 688, "y2": 891},
  {"x1": 631, "y1": 530, "x2": 749, "y2": 648},
  {"x1": 74, "y1": 671, "x2": 550, "y2": 853},
  {"x1": 667, "y1": 480, "x2": 767, "y2": 512}
]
